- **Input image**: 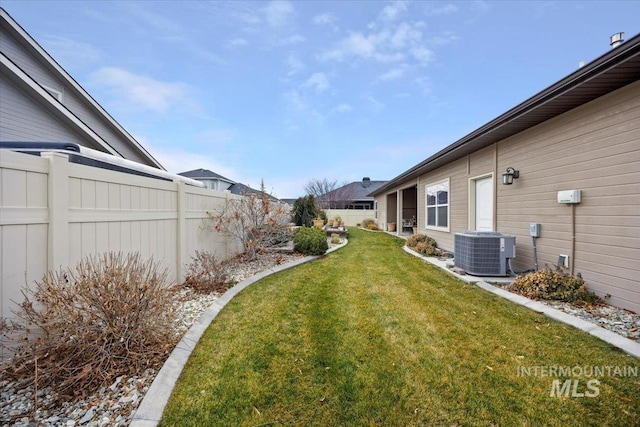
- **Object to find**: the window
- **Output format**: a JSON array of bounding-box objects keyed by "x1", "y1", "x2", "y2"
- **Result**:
[{"x1": 425, "y1": 179, "x2": 449, "y2": 230}]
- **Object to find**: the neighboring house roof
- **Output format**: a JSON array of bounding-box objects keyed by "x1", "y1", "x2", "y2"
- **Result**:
[
  {"x1": 327, "y1": 178, "x2": 387, "y2": 201},
  {"x1": 372, "y1": 32, "x2": 640, "y2": 196},
  {"x1": 178, "y1": 168, "x2": 234, "y2": 183},
  {"x1": 178, "y1": 168, "x2": 282, "y2": 202},
  {"x1": 0, "y1": 8, "x2": 164, "y2": 169},
  {"x1": 228, "y1": 182, "x2": 281, "y2": 203}
]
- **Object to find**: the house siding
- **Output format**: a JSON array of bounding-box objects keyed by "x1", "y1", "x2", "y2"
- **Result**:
[
  {"x1": 497, "y1": 80, "x2": 640, "y2": 312},
  {"x1": 0, "y1": 24, "x2": 157, "y2": 166},
  {"x1": 375, "y1": 79, "x2": 640, "y2": 313},
  {"x1": 0, "y1": 75, "x2": 101, "y2": 147},
  {"x1": 0, "y1": 28, "x2": 63, "y2": 95}
]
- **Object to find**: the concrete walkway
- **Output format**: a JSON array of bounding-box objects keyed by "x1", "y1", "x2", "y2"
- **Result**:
[
  {"x1": 403, "y1": 246, "x2": 640, "y2": 360},
  {"x1": 130, "y1": 240, "x2": 348, "y2": 427}
]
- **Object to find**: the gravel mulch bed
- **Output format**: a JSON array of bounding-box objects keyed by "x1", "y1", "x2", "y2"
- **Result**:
[
  {"x1": 490, "y1": 282, "x2": 640, "y2": 341},
  {"x1": 1, "y1": 252, "x2": 303, "y2": 427}
]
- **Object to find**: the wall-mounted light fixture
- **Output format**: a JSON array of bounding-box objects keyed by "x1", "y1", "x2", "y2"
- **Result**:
[{"x1": 502, "y1": 167, "x2": 520, "y2": 185}]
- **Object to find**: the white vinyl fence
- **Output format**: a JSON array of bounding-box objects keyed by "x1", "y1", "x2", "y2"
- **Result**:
[{"x1": 0, "y1": 150, "x2": 243, "y2": 335}]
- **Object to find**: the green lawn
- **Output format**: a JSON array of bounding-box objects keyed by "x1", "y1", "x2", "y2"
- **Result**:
[{"x1": 160, "y1": 228, "x2": 640, "y2": 426}]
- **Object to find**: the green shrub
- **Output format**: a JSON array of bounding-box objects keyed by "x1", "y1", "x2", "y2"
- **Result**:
[
  {"x1": 510, "y1": 268, "x2": 602, "y2": 305},
  {"x1": 361, "y1": 218, "x2": 378, "y2": 230},
  {"x1": 406, "y1": 234, "x2": 439, "y2": 256},
  {"x1": 330, "y1": 233, "x2": 341, "y2": 244},
  {"x1": 291, "y1": 195, "x2": 319, "y2": 227},
  {"x1": 293, "y1": 227, "x2": 328, "y2": 255}
]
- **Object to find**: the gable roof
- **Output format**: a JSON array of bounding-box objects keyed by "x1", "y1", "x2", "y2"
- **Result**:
[
  {"x1": 178, "y1": 168, "x2": 234, "y2": 182},
  {"x1": 228, "y1": 182, "x2": 282, "y2": 203},
  {"x1": 0, "y1": 8, "x2": 164, "y2": 169},
  {"x1": 372, "y1": 32, "x2": 640, "y2": 196}
]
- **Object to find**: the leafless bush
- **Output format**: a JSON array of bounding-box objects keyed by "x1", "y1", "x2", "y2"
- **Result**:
[
  {"x1": 205, "y1": 186, "x2": 291, "y2": 260},
  {"x1": 1, "y1": 252, "x2": 177, "y2": 396},
  {"x1": 361, "y1": 218, "x2": 378, "y2": 230},
  {"x1": 182, "y1": 250, "x2": 229, "y2": 294}
]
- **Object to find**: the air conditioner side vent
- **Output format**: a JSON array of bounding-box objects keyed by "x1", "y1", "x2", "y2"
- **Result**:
[{"x1": 454, "y1": 232, "x2": 515, "y2": 276}]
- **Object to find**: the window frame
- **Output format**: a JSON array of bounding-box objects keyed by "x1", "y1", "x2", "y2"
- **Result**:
[{"x1": 424, "y1": 178, "x2": 450, "y2": 232}]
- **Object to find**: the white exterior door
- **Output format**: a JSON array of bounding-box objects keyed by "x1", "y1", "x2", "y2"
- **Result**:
[{"x1": 475, "y1": 177, "x2": 493, "y2": 231}]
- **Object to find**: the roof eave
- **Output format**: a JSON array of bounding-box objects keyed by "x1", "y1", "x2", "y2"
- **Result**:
[
  {"x1": 371, "y1": 33, "x2": 640, "y2": 196},
  {"x1": 0, "y1": 8, "x2": 165, "y2": 170}
]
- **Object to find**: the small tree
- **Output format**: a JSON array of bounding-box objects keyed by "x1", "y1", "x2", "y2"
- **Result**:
[
  {"x1": 206, "y1": 183, "x2": 290, "y2": 260},
  {"x1": 304, "y1": 177, "x2": 357, "y2": 209},
  {"x1": 305, "y1": 178, "x2": 338, "y2": 209},
  {"x1": 291, "y1": 195, "x2": 319, "y2": 227}
]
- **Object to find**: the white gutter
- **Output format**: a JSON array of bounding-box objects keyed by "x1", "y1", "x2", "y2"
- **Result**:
[{"x1": 77, "y1": 146, "x2": 204, "y2": 187}]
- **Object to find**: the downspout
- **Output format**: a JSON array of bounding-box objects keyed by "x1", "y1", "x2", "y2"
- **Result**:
[
  {"x1": 494, "y1": 143, "x2": 498, "y2": 231},
  {"x1": 571, "y1": 204, "x2": 576, "y2": 275}
]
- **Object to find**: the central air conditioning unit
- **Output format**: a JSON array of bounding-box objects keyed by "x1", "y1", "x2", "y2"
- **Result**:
[{"x1": 454, "y1": 232, "x2": 516, "y2": 276}]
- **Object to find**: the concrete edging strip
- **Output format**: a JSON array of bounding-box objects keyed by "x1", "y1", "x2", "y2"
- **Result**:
[
  {"x1": 131, "y1": 239, "x2": 347, "y2": 427},
  {"x1": 402, "y1": 246, "x2": 640, "y2": 359}
]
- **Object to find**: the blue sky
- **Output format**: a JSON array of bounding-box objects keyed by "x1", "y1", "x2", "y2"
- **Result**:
[{"x1": 4, "y1": 1, "x2": 639, "y2": 198}]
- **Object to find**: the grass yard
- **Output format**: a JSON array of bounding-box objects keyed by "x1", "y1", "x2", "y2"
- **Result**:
[{"x1": 159, "y1": 228, "x2": 640, "y2": 426}]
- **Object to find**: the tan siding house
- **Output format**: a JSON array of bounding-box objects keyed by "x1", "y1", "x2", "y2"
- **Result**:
[{"x1": 372, "y1": 34, "x2": 640, "y2": 313}]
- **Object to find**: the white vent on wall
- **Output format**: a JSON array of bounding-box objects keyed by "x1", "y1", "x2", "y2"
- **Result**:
[
  {"x1": 454, "y1": 232, "x2": 516, "y2": 276},
  {"x1": 42, "y1": 85, "x2": 63, "y2": 102}
]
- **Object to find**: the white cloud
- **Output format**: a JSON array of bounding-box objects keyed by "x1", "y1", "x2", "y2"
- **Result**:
[
  {"x1": 411, "y1": 46, "x2": 434, "y2": 64},
  {"x1": 428, "y1": 32, "x2": 459, "y2": 46},
  {"x1": 415, "y1": 76, "x2": 432, "y2": 95},
  {"x1": 41, "y1": 35, "x2": 103, "y2": 68},
  {"x1": 390, "y1": 22, "x2": 422, "y2": 49},
  {"x1": 313, "y1": 12, "x2": 339, "y2": 31},
  {"x1": 225, "y1": 38, "x2": 249, "y2": 48},
  {"x1": 333, "y1": 103, "x2": 353, "y2": 113},
  {"x1": 283, "y1": 90, "x2": 306, "y2": 112},
  {"x1": 366, "y1": 95, "x2": 384, "y2": 112},
  {"x1": 126, "y1": 4, "x2": 183, "y2": 37},
  {"x1": 143, "y1": 141, "x2": 238, "y2": 178},
  {"x1": 380, "y1": 1, "x2": 409, "y2": 21},
  {"x1": 344, "y1": 32, "x2": 377, "y2": 57},
  {"x1": 263, "y1": 0, "x2": 294, "y2": 28},
  {"x1": 318, "y1": 21, "x2": 426, "y2": 65},
  {"x1": 91, "y1": 67, "x2": 197, "y2": 114},
  {"x1": 319, "y1": 31, "x2": 378, "y2": 61},
  {"x1": 302, "y1": 72, "x2": 330, "y2": 93},
  {"x1": 377, "y1": 66, "x2": 407, "y2": 82},
  {"x1": 285, "y1": 54, "x2": 305, "y2": 77},
  {"x1": 195, "y1": 128, "x2": 237, "y2": 147},
  {"x1": 275, "y1": 34, "x2": 305, "y2": 46},
  {"x1": 426, "y1": 3, "x2": 459, "y2": 16}
]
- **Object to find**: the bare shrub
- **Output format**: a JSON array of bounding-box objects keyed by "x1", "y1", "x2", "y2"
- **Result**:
[
  {"x1": 182, "y1": 250, "x2": 229, "y2": 294},
  {"x1": 510, "y1": 267, "x2": 602, "y2": 305},
  {"x1": 1, "y1": 252, "x2": 177, "y2": 396},
  {"x1": 206, "y1": 185, "x2": 291, "y2": 260},
  {"x1": 361, "y1": 218, "x2": 378, "y2": 230},
  {"x1": 406, "y1": 234, "x2": 439, "y2": 256}
]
